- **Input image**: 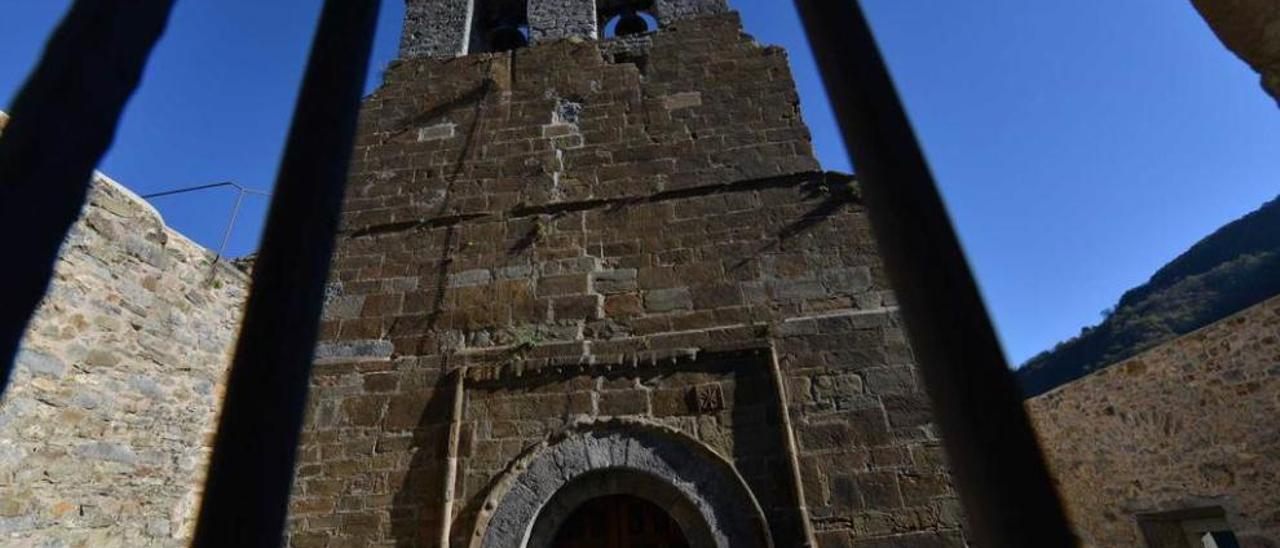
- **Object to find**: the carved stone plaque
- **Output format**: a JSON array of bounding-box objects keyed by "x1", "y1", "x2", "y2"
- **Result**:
[{"x1": 692, "y1": 384, "x2": 725, "y2": 413}]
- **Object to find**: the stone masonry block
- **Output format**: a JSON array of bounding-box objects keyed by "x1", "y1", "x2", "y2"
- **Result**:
[
  {"x1": 401, "y1": 0, "x2": 473, "y2": 59},
  {"x1": 663, "y1": 92, "x2": 703, "y2": 110},
  {"x1": 653, "y1": 0, "x2": 729, "y2": 25},
  {"x1": 592, "y1": 269, "x2": 638, "y2": 293},
  {"x1": 644, "y1": 288, "x2": 693, "y2": 313},
  {"x1": 529, "y1": 0, "x2": 598, "y2": 43},
  {"x1": 448, "y1": 269, "x2": 492, "y2": 288},
  {"x1": 418, "y1": 122, "x2": 457, "y2": 141}
]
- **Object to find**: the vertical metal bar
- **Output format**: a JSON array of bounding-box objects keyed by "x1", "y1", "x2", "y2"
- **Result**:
[
  {"x1": 790, "y1": 2, "x2": 1076, "y2": 546},
  {"x1": 217, "y1": 187, "x2": 247, "y2": 259},
  {"x1": 192, "y1": 0, "x2": 382, "y2": 546},
  {"x1": 0, "y1": 0, "x2": 177, "y2": 394}
]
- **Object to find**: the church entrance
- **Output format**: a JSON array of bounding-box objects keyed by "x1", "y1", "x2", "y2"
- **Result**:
[{"x1": 549, "y1": 494, "x2": 691, "y2": 548}]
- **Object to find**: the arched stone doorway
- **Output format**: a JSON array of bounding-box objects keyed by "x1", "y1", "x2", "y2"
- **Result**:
[
  {"x1": 527, "y1": 469, "x2": 709, "y2": 547},
  {"x1": 547, "y1": 494, "x2": 689, "y2": 548},
  {"x1": 468, "y1": 419, "x2": 772, "y2": 548}
]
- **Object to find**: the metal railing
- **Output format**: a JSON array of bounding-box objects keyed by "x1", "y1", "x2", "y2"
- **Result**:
[{"x1": 142, "y1": 181, "x2": 271, "y2": 259}]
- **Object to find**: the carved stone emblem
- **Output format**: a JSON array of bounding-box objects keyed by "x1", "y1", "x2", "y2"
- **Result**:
[{"x1": 692, "y1": 384, "x2": 725, "y2": 413}]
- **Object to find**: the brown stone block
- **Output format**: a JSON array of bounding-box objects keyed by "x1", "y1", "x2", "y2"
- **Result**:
[
  {"x1": 338, "y1": 512, "x2": 381, "y2": 538},
  {"x1": 899, "y1": 472, "x2": 949, "y2": 506},
  {"x1": 601, "y1": 240, "x2": 642, "y2": 256},
  {"x1": 401, "y1": 289, "x2": 441, "y2": 315},
  {"x1": 657, "y1": 248, "x2": 696, "y2": 265},
  {"x1": 824, "y1": 347, "x2": 890, "y2": 371},
  {"x1": 383, "y1": 391, "x2": 442, "y2": 431},
  {"x1": 374, "y1": 435, "x2": 413, "y2": 454},
  {"x1": 550, "y1": 294, "x2": 603, "y2": 321},
  {"x1": 599, "y1": 389, "x2": 649, "y2": 416},
  {"x1": 652, "y1": 388, "x2": 693, "y2": 417},
  {"x1": 882, "y1": 394, "x2": 932, "y2": 429},
  {"x1": 674, "y1": 262, "x2": 724, "y2": 286},
  {"x1": 860, "y1": 471, "x2": 904, "y2": 509},
  {"x1": 537, "y1": 273, "x2": 589, "y2": 296},
  {"x1": 290, "y1": 496, "x2": 335, "y2": 516},
  {"x1": 339, "y1": 318, "x2": 384, "y2": 340},
  {"x1": 852, "y1": 531, "x2": 966, "y2": 548},
  {"x1": 342, "y1": 396, "x2": 387, "y2": 427},
  {"x1": 690, "y1": 283, "x2": 744, "y2": 309},
  {"x1": 362, "y1": 372, "x2": 399, "y2": 393},
  {"x1": 815, "y1": 530, "x2": 854, "y2": 548},
  {"x1": 644, "y1": 287, "x2": 693, "y2": 313},
  {"x1": 319, "y1": 320, "x2": 340, "y2": 339},
  {"x1": 829, "y1": 473, "x2": 865, "y2": 511},
  {"x1": 870, "y1": 446, "x2": 911, "y2": 469},
  {"x1": 604, "y1": 293, "x2": 644, "y2": 319},
  {"x1": 799, "y1": 409, "x2": 890, "y2": 451},
  {"x1": 288, "y1": 533, "x2": 330, "y2": 548},
  {"x1": 637, "y1": 266, "x2": 679, "y2": 289},
  {"x1": 668, "y1": 310, "x2": 717, "y2": 331}
]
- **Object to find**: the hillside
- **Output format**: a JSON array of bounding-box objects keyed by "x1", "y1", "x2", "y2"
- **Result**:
[{"x1": 1017, "y1": 195, "x2": 1280, "y2": 397}]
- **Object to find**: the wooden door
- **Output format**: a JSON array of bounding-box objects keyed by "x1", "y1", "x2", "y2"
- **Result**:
[{"x1": 550, "y1": 494, "x2": 691, "y2": 548}]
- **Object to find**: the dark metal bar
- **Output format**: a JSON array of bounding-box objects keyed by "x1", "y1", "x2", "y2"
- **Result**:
[
  {"x1": 0, "y1": 0, "x2": 177, "y2": 394},
  {"x1": 192, "y1": 0, "x2": 382, "y2": 545},
  {"x1": 790, "y1": 2, "x2": 1076, "y2": 546},
  {"x1": 142, "y1": 181, "x2": 273, "y2": 199},
  {"x1": 141, "y1": 181, "x2": 237, "y2": 199}
]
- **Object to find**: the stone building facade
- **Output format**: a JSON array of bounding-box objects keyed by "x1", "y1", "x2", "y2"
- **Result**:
[
  {"x1": 0, "y1": 161, "x2": 250, "y2": 543},
  {"x1": 1027, "y1": 293, "x2": 1280, "y2": 547},
  {"x1": 287, "y1": 1, "x2": 966, "y2": 547}
]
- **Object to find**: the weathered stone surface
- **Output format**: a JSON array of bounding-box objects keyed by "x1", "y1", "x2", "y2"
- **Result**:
[
  {"x1": 1028, "y1": 294, "x2": 1280, "y2": 546},
  {"x1": 644, "y1": 288, "x2": 693, "y2": 313},
  {"x1": 529, "y1": 0, "x2": 597, "y2": 43},
  {"x1": 401, "y1": 0, "x2": 472, "y2": 59},
  {"x1": 288, "y1": 5, "x2": 962, "y2": 548},
  {"x1": 0, "y1": 175, "x2": 249, "y2": 546},
  {"x1": 15, "y1": 349, "x2": 67, "y2": 378}
]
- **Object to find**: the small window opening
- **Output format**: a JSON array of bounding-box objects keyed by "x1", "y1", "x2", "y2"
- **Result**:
[
  {"x1": 471, "y1": 0, "x2": 530, "y2": 53},
  {"x1": 488, "y1": 20, "x2": 530, "y2": 51},
  {"x1": 598, "y1": 0, "x2": 657, "y2": 38},
  {"x1": 1138, "y1": 507, "x2": 1241, "y2": 548}
]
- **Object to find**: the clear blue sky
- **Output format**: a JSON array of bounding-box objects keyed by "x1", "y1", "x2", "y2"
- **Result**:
[{"x1": 2, "y1": 1, "x2": 1277, "y2": 366}]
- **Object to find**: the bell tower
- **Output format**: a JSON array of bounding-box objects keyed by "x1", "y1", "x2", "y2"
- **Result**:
[
  {"x1": 288, "y1": 1, "x2": 968, "y2": 547},
  {"x1": 401, "y1": 0, "x2": 728, "y2": 58}
]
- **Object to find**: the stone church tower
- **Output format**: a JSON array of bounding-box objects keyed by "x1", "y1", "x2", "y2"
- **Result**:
[{"x1": 288, "y1": 1, "x2": 966, "y2": 546}]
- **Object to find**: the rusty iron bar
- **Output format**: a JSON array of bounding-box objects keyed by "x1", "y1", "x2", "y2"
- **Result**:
[
  {"x1": 790, "y1": 2, "x2": 1077, "y2": 546},
  {"x1": 191, "y1": 0, "x2": 383, "y2": 545},
  {"x1": 0, "y1": 0, "x2": 178, "y2": 394}
]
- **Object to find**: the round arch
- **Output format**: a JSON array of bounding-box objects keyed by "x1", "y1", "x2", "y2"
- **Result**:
[
  {"x1": 468, "y1": 418, "x2": 772, "y2": 548},
  {"x1": 528, "y1": 469, "x2": 705, "y2": 546}
]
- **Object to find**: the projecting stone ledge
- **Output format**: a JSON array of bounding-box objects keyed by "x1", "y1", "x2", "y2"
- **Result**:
[{"x1": 1192, "y1": 0, "x2": 1280, "y2": 105}]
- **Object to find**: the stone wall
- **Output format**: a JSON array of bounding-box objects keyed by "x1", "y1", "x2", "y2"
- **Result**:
[
  {"x1": 1027, "y1": 294, "x2": 1280, "y2": 547},
  {"x1": 0, "y1": 173, "x2": 249, "y2": 546},
  {"x1": 288, "y1": 11, "x2": 965, "y2": 548},
  {"x1": 1191, "y1": 0, "x2": 1280, "y2": 105}
]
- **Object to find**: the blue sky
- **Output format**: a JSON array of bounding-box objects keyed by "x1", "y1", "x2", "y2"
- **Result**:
[{"x1": 2, "y1": 1, "x2": 1277, "y2": 366}]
